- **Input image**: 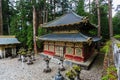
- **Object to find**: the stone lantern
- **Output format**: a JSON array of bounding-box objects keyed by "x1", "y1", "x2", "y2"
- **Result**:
[
  {"x1": 59, "y1": 57, "x2": 65, "y2": 71},
  {"x1": 43, "y1": 56, "x2": 51, "y2": 73}
]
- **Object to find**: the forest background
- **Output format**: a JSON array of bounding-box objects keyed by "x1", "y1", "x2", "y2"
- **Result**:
[{"x1": 1, "y1": 0, "x2": 120, "y2": 49}]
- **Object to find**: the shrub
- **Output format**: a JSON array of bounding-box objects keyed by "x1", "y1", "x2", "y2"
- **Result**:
[
  {"x1": 65, "y1": 70, "x2": 76, "y2": 79},
  {"x1": 100, "y1": 40, "x2": 111, "y2": 53},
  {"x1": 102, "y1": 66, "x2": 117, "y2": 80},
  {"x1": 72, "y1": 65, "x2": 81, "y2": 72}
]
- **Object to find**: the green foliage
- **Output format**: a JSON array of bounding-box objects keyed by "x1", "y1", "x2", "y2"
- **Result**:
[
  {"x1": 88, "y1": 30, "x2": 97, "y2": 36},
  {"x1": 100, "y1": 40, "x2": 111, "y2": 53},
  {"x1": 114, "y1": 35, "x2": 120, "y2": 48},
  {"x1": 10, "y1": 0, "x2": 33, "y2": 48},
  {"x1": 2, "y1": 0, "x2": 112, "y2": 50},
  {"x1": 90, "y1": 0, "x2": 109, "y2": 39},
  {"x1": 114, "y1": 35, "x2": 120, "y2": 39},
  {"x1": 102, "y1": 75, "x2": 116, "y2": 80},
  {"x1": 113, "y1": 11, "x2": 120, "y2": 35},
  {"x1": 27, "y1": 24, "x2": 33, "y2": 49},
  {"x1": 36, "y1": 40, "x2": 42, "y2": 49},
  {"x1": 65, "y1": 70, "x2": 76, "y2": 79},
  {"x1": 72, "y1": 65, "x2": 81, "y2": 72},
  {"x1": 116, "y1": 44, "x2": 120, "y2": 48},
  {"x1": 76, "y1": 0, "x2": 88, "y2": 16},
  {"x1": 65, "y1": 65, "x2": 81, "y2": 79},
  {"x1": 37, "y1": 27, "x2": 47, "y2": 48},
  {"x1": 107, "y1": 66, "x2": 117, "y2": 73},
  {"x1": 38, "y1": 27, "x2": 47, "y2": 36},
  {"x1": 102, "y1": 75, "x2": 109, "y2": 80},
  {"x1": 102, "y1": 66, "x2": 117, "y2": 80},
  {"x1": 27, "y1": 48, "x2": 32, "y2": 55},
  {"x1": 17, "y1": 47, "x2": 27, "y2": 55},
  {"x1": 2, "y1": 0, "x2": 12, "y2": 35}
]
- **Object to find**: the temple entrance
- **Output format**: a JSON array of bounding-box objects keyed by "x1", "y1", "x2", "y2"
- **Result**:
[
  {"x1": 5, "y1": 48, "x2": 12, "y2": 58},
  {"x1": 55, "y1": 46, "x2": 64, "y2": 57}
]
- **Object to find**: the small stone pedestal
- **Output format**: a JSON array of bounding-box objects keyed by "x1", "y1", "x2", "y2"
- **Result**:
[
  {"x1": 59, "y1": 57, "x2": 65, "y2": 71},
  {"x1": 31, "y1": 51, "x2": 36, "y2": 61},
  {"x1": 18, "y1": 54, "x2": 22, "y2": 61},
  {"x1": 43, "y1": 56, "x2": 51, "y2": 73},
  {"x1": 21, "y1": 55, "x2": 27, "y2": 62},
  {"x1": 27, "y1": 54, "x2": 33, "y2": 65}
]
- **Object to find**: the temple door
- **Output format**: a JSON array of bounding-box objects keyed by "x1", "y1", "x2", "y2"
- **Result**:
[{"x1": 5, "y1": 48, "x2": 12, "y2": 58}]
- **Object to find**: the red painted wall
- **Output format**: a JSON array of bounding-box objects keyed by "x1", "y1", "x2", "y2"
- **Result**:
[
  {"x1": 64, "y1": 54, "x2": 84, "y2": 62},
  {"x1": 44, "y1": 50, "x2": 55, "y2": 56},
  {"x1": 43, "y1": 43, "x2": 95, "y2": 62}
]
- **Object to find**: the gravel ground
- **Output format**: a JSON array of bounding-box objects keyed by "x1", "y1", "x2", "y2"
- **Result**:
[
  {"x1": 0, "y1": 53, "x2": 104, "y2": 80},
  {"x1": 80, "y1": 53, "x2": 104, "y2": 80}
]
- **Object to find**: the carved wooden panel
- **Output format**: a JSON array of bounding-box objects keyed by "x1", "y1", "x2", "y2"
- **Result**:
[
  {"x1": 44, "y1": 41, "x2": 48, "y2": 44},
  {"x1": 49, "y1": 42, "x2": 54, "y2": 45},
  {"x1": 75, "y1": 43, "x2": 83, "y2": 47},
  {"x1": 55, "y1": 42, "x2": 65, "y2": 46},
  {"x1": 66, "y1": 42, "x2": 74, "y2": 47}
]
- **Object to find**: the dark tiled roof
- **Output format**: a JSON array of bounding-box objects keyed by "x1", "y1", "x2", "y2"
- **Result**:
[
  {"x1": 0, "y1": 37, "x2": 20, "y2": 45},
  {"x1": 39, "y1": 33, "x2": 101, "y2": 42},
  {"x1": 42, "y1": 11, "x2": 83, "y2": 27}
]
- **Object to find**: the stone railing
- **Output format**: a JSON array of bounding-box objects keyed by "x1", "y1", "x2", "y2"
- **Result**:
[{"x1": 112, "y1": 38, "x2": 120, "y2": 80}]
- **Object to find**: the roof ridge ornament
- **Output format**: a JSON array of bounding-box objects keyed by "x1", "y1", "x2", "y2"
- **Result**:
[
  {"x1": 87, "y1": 37, "x2": 93, "y2": 46},
  {"x1": 82, "y1": 16, "x2": 89, "y2": 25}
]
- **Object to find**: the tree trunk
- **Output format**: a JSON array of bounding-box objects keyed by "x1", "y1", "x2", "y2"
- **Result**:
[
  {"x1": 0, "y1": 0, "x2": 3, "y2": 35},
  {"x1": 33, "y1": 6, "x2": 37, "y2": 54},
  {"x1": 108, "y1": 0, "x2": 113, "y2": 38},
  {"x1": 96, "y1": 0, "x2": 101, "y2": 37}
]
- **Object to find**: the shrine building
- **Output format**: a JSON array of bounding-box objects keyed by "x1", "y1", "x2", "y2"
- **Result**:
[
  {"x1": 0, "y1": 36, "x2": 20, "y2": 58},
  {"x1": 39, "y1": 12, "x2": 101, "y2": 62}
]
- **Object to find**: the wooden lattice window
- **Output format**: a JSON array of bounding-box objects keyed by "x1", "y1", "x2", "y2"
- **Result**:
[
  {"x1": 66, "y1": 47, "x2": 73, "y2": 55},
  {"x1": 75, "y1": 48, "x2": 82, "y2": 56},
  {"x1": 55, "y1": 46, "x2": 63, "y2": 57},
  {"x1": 49, "y1": 45, "x2": 54, "y2": 52},
  {"x1": 44, "y1": 44, "x2": 48, "y2": 50}
]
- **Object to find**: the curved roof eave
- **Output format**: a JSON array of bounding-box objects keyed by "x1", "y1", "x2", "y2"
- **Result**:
[
  {"x1": 38, "y1": 33, "x2": 101, "y2": 42},
  {"x1": 42, "y1": 11, "x2": 84, "y2": 28}
]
